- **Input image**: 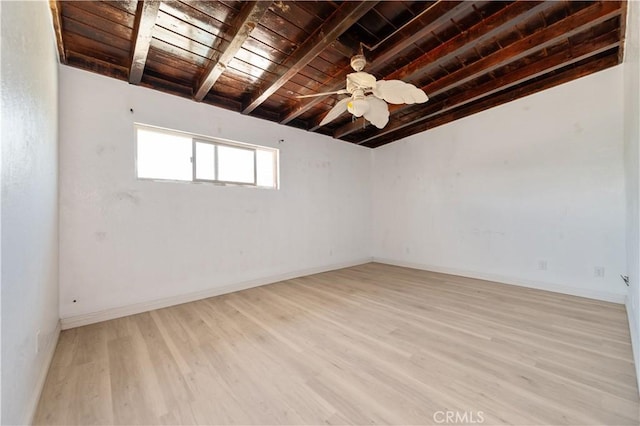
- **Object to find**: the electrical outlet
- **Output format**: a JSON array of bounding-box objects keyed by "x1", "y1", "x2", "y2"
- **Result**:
[
  {"x1": 538, "y1": 260, "x2": 547, "y2": 271},
  {"x1": 594, "y1": 266, "x2": 605, "y2": 278}
]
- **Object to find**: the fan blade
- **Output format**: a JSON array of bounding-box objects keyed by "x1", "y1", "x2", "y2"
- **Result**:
[
  {"x1": 319, "y1": 97, "x2": 350, "y2": 127},
  {"x1": 363, "y1": 96, "x2": 389, "y2": 129},
  {"x1": 372, "y1": 80, "x2": 429, "y2": 104},
  {"x1": 296, "y1": 89, "x2": 348, "y2": 99}
]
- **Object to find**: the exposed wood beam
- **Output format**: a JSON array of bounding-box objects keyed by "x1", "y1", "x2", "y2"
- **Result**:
[
  {"x1": 280, "y1": 0, "x2": 470, "y2": 125},
  {"x1": 141, "y1": 73, "x2": 197, "y2": 100},
  {"x1": 242, "y1": 1, "x2": 379, "y2": 115},
  {"x1": 66, "y1": 50, "x2": 129, "y2": 81},
  {"x1": 280, "y1": 79, "x2": 347, "y2": 125},
  {"x1": 327, "y1": 1, "x2": 552, "y2": 136},
  {"x1": 336, "y1": 0, "x2": 622, "y2": 139},
  {"x1": 367, "y1": 1, "x2": 469, "y2": 72},
  {"x1": 331, "y1": 38, "x2": 358, "y2": 59},
  {"x1": 617, "y1": 0, "x2": 628, "y2": 63},
  {"x1": 383, "y1": 1, "x2": 552, "y2": 86},
  {"x1": 129, "y1": 0, "x2": 160, "y2": 85},
  {"x1": 367, "y1": 52, "x2": 620, "y2": 148},
  {"x1": 48, "y1": 0, "x2": 67, "y2": 64},
  {"x1": 424, "y1": 1, "x2": 621, "y2": 99},
  {"x1": 194, "y1": 1, "x2": 271, "y2": 102},
  {"x1": 355, "y1": 30, "x2": 620, "y2": 146},
  {"x1": 141, "y1": 73, "x2": 252, "y2": 116}
]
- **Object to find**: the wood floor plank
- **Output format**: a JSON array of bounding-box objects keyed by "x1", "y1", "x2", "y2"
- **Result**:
[{"x1": 35, "y1": 263, "x2": 639, "y2": 425}]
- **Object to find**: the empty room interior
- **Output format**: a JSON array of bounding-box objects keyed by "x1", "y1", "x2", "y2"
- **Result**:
[{"x1": 3, "y1": 0, "x2": 640, "y2": 424}]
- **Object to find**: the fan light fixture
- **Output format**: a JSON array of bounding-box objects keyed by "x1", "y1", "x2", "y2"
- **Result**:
[
  {"x1": 348, "y1": 90, "x2": 369, "y2": 117},
  {"x1": 296, "y1": 54, "x2": 429, "y2": 129}
]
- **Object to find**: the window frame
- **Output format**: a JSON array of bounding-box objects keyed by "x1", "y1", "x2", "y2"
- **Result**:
[{"x1": 134, "y1": 123, "x2": 279, "y2": 189}]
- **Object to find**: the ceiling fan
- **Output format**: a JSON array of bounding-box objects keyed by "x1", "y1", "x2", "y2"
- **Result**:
[{"x1": 297, "y1": 54, "x2": 429, "y2": 129}]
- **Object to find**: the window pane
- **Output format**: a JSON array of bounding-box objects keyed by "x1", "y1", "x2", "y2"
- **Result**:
[
  {"x1": 218, "y1": 145, "x2": 255, "y2": 184},
  {"x1": 195, "y1": 142, "x2": 215, "y2": 180},
  {"x1": 137, "y1": 128, "x2": 192, "y2": 181},
  {"x1": 256, "y1": 149, "x2": 275, "y2": 187}
]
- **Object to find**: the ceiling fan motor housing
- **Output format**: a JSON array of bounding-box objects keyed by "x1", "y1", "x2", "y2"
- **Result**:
[
  {"x1": 350, "y1": 54, "x2": 367, "y2": 72},
  {"x1": 346, "y1": 72, "x2": 377, "y2": 94}
]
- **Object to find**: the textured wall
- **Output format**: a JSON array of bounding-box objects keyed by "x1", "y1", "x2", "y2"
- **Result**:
[
  {"x1": 1, "y1": 1, "x2": 60, "y2": 423},
  {"x1": 58, "y1": 66, "x2": 372, "y2": 321},
  {"x1": 372, "y1": 66, "x2": 626, "y2": 303}
]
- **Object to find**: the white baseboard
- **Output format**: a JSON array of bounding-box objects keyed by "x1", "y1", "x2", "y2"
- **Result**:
[
  {"x1": 60, "y1": 258, "x2": 373, "y2": 330},
  {"x1": 26, "y1": 320, "x2": 61, "y2": 425},
  {"x1": 373, "y1": 257, "x2": 626, "y2": 304},
  {"x1": 625, "y1": 296, "x2": 640, "y2": 395}
]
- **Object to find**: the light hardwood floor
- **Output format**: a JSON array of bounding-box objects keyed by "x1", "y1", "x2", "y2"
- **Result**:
[{"x1": 35, "y1": 263, "x2": 639, "y2": 425}]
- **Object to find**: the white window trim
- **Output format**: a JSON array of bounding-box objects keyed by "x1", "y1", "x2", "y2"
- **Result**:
[{"x1": 134, "y1": 123, "x2": 279, "y2": 189}]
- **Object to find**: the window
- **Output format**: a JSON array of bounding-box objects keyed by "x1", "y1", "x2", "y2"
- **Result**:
[{"x1": 135, "y1": 124, "x2": 278, "y2": 188}]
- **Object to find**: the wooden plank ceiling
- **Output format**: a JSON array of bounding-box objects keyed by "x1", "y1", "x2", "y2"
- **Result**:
[{"x1": 49, "y1": 1, "x2": 627, "y2": 148}]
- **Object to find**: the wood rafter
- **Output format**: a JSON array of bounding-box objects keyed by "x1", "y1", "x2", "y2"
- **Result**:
[
  {"x1": 129, "y1": 0, "x2": 160, "y2": 85},
  {"x1": 281, "y1": 0, "x2": 470, "y2": 126},
  {"x1": 194, "y1": 1, "x2": 271, "y2": 102},
  {"x1": 336, "y1": 0, "x2": 622, "y2": 140},
  {"x1": 381, "y1": 1, "x2": 552, "y2": 92},
  {"x1": 365, "y1": 1, "x2": 469, "y2": 72},
  {"x1": 367, "y1": 52, "x2": 619, "y2": 148},
  {"x1": 241, "y1": 1, "x2": 379, "y2": 115},
  {"x1": 618, "y1": 0, "x2": 628, "y2": 63},
  {"x1": 48, "y1": 0, "x2": 67, "y2": 64},
  {"x1": 358, "y1": 30, "x2": 620, "y2": 146},
  {"x1": 48, "y1": 0, "x2": 626, "y2": 147},
  {"x1": 67, "y1": 51, "x2": 129, "y2": 81}
]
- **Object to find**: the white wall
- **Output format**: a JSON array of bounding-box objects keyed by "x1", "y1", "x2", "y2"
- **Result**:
[
  {"x1": 623, "y1": 0, "x2": 640, "y2": 391},
  {"x1": 1, "y1": 1, "x2": 60, "y2": 424},
  {"x1": 59, "y1": 66, "x2": 371, "y2": 325},
  {"x1": 372, "y1": 66, "x2": 627, "y2": 303}
]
